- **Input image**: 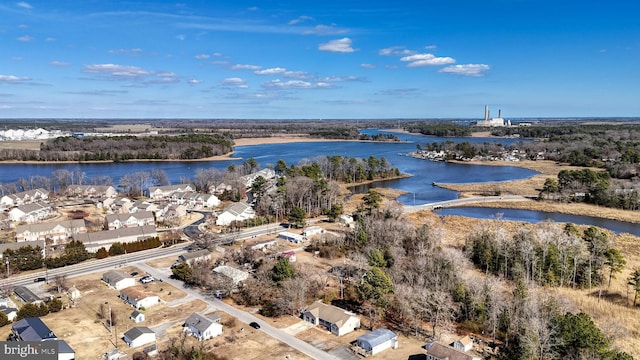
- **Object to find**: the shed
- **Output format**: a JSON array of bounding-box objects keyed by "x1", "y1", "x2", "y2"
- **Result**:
[
  {"x1": 355, "y1": 328, "x2": 398, "y2": 355},
  {"x1": 130, "y1": 310, "x2": 145, "y2": 323}
]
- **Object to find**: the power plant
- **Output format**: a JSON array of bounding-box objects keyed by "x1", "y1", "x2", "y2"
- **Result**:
[{"x1": 476, "y1": 105, "x2": 511, "y2": 127}]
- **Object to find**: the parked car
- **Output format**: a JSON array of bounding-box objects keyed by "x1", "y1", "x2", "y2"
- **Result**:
[
  {"x1": 249, "y1": 322, "x2": 260, "y2": 329},
  {"x1": 130, "y1": 272, "x2": 139, "y2": 277},
  {"x1": 34, "y1": 277, "x2": 46, "y2": 283},
  {"x1": 140, "y1": 275, "x2": 154, "y2": 284}
]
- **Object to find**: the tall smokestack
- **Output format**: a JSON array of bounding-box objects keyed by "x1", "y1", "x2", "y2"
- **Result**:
[
  {"x1": 498, "y1": 109, "x2": 502, "y2": 118},
  {"x1": 484, "y1": 105, "x2": 489, "y2": 121}
]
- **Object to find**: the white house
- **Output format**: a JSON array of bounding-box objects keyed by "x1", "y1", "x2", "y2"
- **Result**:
[
  {"x1": 302, "y1": 226, "x2": 325, "y2": 237},
  {"x1": 105, "y1": 211, "x2": 155, "y2": 230},
  {"x1": 8, "y1": 202, "x2": 53, "y2": 223},
  {"x1": 120, "y1": 286, "x2": 160, "y2": 309},
  {"x1": 171, "y1": 192, "x2": 220, "y2": 209},
  {"x1": 15, "y1": 219, "x2": 87, "y2": 243},
  {"x1": 454, "y1": 335, "x2": 474, "y2": 352},
  {"x1": 338, "y1": 214, "x2": 354, "y2": 226},
  {"x1": 148, "y1": 184, "x2": 195, "y2": 200},
  {"x1": 215, "y1": 202, "x2": 255, "y2": 226},
  {"x1": 123, "y1": 326, "x2": 156, "y2": 348},
  {"x1": 242, "y1": 168, "x2": 276, "y2": 188},
  {"x1": 0, "y1": 188, "x2": 49, "y2": 208},
  {"x1": 183, "y1": 313, "x2": 223, "y2": 341},
  {"x1": 102, "y1": 270, "x2": 136, "y2": 290},
  {"x1": 0, "y1": 306, "x2": 18, "y2": 321},
  {"x1": 302, "y1": 300, "x2": 361, "y2": 336},
  {"x1": 66, "y1": 185, "x2": 117, "y2": 198},
  {"x1": 278, "y1": 231, "x2": 305, "y2": 244},
  {"x1": 213, "y1": 265, "x2": 249, "y2": 285},
  {"x1": 355, "y1": 329, "x2": 398, "y2": 356},
  {"x1": 129, "y1": 201, "x2": 159, "y2": 214}
]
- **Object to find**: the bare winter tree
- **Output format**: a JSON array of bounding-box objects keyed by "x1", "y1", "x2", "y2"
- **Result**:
[{"x1": 53, "y1": 274, "x2": 68, "y2": 294}]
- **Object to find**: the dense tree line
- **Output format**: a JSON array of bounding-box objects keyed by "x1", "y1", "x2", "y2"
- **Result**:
[
  {"x1": 0, "y1": 133, "x2": 234, "y2": 161},
  {"x1": 405, "y1": 123, "x2": 473, "y2": 137}
]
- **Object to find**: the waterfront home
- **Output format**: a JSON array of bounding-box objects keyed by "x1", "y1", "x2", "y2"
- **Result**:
[
  {"x1": 215, "y1": 202, "x2": 255, "y2": 226},
  {"x1": 74, "y1": 225, "x2": 157, "y2": 252},
  {"x1": 171, "y1": 192, "x2": 220, "y2": 209},
  {"x1": 148, "y1": 184, "x2": 195, "y2": 200},
  {"x1": 354, "y1": 328, "x2": 398, "y2": 356},
  {"x1": 183, "y1": 312, "x2": 223, "y2": 341},
  {"x1": 105, "y1": 211, "x2": 155, "y2": 230},
  {"x1": 242, "y1": 168, "x2": 276, "y2": 188},
  {"x1": 301, "y1": 300, "x2": 360, "y2": 336},
  {"x1": 0, "y1": 188, "x2": 49, "y2": 208},
  {"x1": 66, "y1": 184, "x2": 117, "y2": 198},
  {"x1": 120, "y1": 286, "x2": 159, "y2": 309},
  {"x1": 15, "y1": 219, "x2": 87, "y2": 243},
  {"x1": 102, "y1": 270, "x2": 136, "y2": 290},
  {"x1": 8, "y1": 202, "x2": 53, "y2": 223},
  {"x1": 123, "y1": 326, "x2": 156, "y2": 348}
]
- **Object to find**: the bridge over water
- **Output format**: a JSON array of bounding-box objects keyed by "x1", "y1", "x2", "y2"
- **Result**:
[{"x1": 403, "y1": 195, "x2": 530, "y2": 213}]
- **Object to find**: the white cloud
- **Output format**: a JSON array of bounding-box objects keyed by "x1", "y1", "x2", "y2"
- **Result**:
[
  {"x1": 248, "y1": 6, "x2": 259, "y2": 11},
  {"x1": 400, "y1": 53, "x2": 455, "y2": 67},
  {"x1": 378, "y1": 46, "x2": 414, "y2": 56},
  {"x1": 187, "y1": 79, "x2": 202, "y2": 84},
  {"x1": 84, "y1": 64, "x2": 151, "y2": 78},
  {"x1": 49, "y1": 61, "x2": 71, "y2": 67},
  {"x1": 361, "y1": 63, "x2": 376, "y2": 69},
  {"x1": 262, "y1": 79, "x2": 334, "y2": 89},
  {"x1": 425, "y1": 44, "x2": 437, "y2": 50},
  {"x1": 17, "y1": 35, "x2": 33, "y2": 42},
  {"x1": 319, "y1": 75, "x2": 360, "y2": 82},
  {"x1": 222, "y1": 77, "x2": 248, "y2": 88},
  {"x1": 319, "y1": 37, "x2": 355, "y2": 53},
  {"x1": 0, "y1": 74, "x2": 30, "y2": 83},
  {"x1": 154, "y1": 71, "x2": 179, "y2": 83},
  {"x1": 289, "y1": 15, "x2": 313, "y2": 25},
  {"x1": 194, "y1": 54, "x2": 210, "y2": 59},
  {"x1": 18, "y1": 24, "x2": 28, "y2": 29},
  {"x1": 231, "y1": 64, "x2": 261, "y2": 70},
  {"x1": 108, "y1": 48, "x2": 143, "y2": 56},
  {"x1": 45, "y1": 37, "x2": 56, "y2": 42},
  {"x1": 16, "y1": 2, "x2": 32, "y2": 9},
  {"x1": 176, "y1": 34, "x2": 186, "y2": 41},
  {"x1": 254, "y1": 67, "x2": 286, "y2": 75},
  {"x1": 303, "y1": 24, "x2": 347, "y2": 36},
  {"x1": 439, "y1": 64, "x2": 490, "y2": 76}
]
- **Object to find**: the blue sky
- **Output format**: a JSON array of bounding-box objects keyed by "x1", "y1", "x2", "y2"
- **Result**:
[{"x1": 1, "y1": 1, "x2": 639, "y2": 119}]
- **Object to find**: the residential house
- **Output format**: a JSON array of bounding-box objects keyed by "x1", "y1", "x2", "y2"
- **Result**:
[
  {"x1": 102, "y1": 270, "x2": 136, "y2": 290},
  {"x1": 123, "y1": 326, "x2": 156, "y2": 348},
  {"x1": 454, "y1": 335, "x2": 474, "y2": 352},
  {"x1": 0, "y1": 296, "x2": 9, "y2": 307},
  {"x1": 130, "y1": 200, "x2": 159, "y2": 214},
  {"x1": 120, "y1": 286, "x2": 160, "y2": 309},
  {"x1": 8, "y1": 202, "x2": 53, "y2": 223},
  {"x1": 215, "y1": 202, "x2": 255, "y2": 226},
  {"x1": 14, "y1": 286, "x2": 43, "y2": 304},
  {"x1": 148, "y1": 184, "x2": 195, "y2": 200},
  {"x1": 355, "y1": 329, "x2": 398, "y2": 356},
  {"x1": 302, "y1": 225, "x2": 325, "y2": 238},
  {"x1": 11, "y1": 317, "x2": 76, "y2": 360},
  {"x1": 0, "y1": 306, "x2": 18, "y2": 321},
  {"x1": 301, "y1": 300, "x2": 361, "y2": 336},
  {"x1": 242, "y1": 168, "x2": 276, "y2": 188},
  {"x1": 66, "y1": 185, "x2": 117, "y2": 198},
  {"x1": 280, "y1": 250, "x2": 297, "y2": 263},
  {"x1": 130, "y1": 310, "x2": 145, "y2": 323},
  {"x1": 15, "y1": 219, "x2": 87, "y2": 244},
  {"x1": 209, "y1": 182, "x2": 232, "y2": 195},
  {"x1": 183, "y1": 313, "x2": 223, "y2": 341},
  {"x1": 250, "y1": 239, "x2": 277, "y2": 251},
  {"x1": 171, "y1": 192, "x2": 220, "y2": 209},
  {"x1": 74, "y1": 225, "x2": 157, "y2": 253},
  {"x1": 177, "y1": 249, "x2": 211, "y2": 264},
  {"x1": 105, "y1": 211, "x2": 155, "y2": 230},
  {"x1": 213, "y1": 265, "x2": 249, "y2": 285},
  {"x1": 278, "y1": 231, "x2": 305, "y2": 244},
  {"x1": 425, "y1": 342, "x2": 481, "y2": 360},
  {"x1": 162, "y1": 204, "x2": 187, "y2": 219},
  {"x1": 0, "y1": 188, "x2": 49, "y2": 208},
  {"x1": 112, "y1": 197, "x2": 133, "y2": 214}
]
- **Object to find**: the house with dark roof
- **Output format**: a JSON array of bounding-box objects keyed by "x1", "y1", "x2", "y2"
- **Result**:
[
  {"x1": 14, "y1": 285, "x2": 43, "y2": 304},
  {"x1": 130, "y1": 310, "x2": 145, "y2": 323},
  {"x1": 0, "y1": 306, "x2": 18, "y2": 321},
  {"x1": 12, "y1": 317, "x2": 56, "y2": 341},
  {"x1": 74, "y1": 225, "x2": 157, "y2": 252},
  {"x1": 355, "y1": 328, "x2": 398, "y2": 356},
  {"x1": 177, "y1": 249, "x2": 211, "y2": 264},
  {"x1": 123, "y1": 326, "x2": 156, "y2": 348},
  {"x1": 301, "y1": 300, "x2": 361, "y2": 336},
  {"x1": 183, "y1": 313, "x2": 223, "y2": 341}
]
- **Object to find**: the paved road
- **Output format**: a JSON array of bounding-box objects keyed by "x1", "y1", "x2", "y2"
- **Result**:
[
  {"x1": 135, "y1": 262, "x2": 341, "y2": 360},
  {"x1": 402, "y1": 195, "x2": 530, "y2": 213}
]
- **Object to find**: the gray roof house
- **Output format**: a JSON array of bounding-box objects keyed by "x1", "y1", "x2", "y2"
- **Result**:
[
  {"x1": 12, "y1": 317, "x2": 56, "y2": 341},
  {"x1": 14, "y1": 285, "x2": 43, "y2": 304},
  {"x1": 302, "y1": 300, "x2": 361, "y2": 336},
  {"x1": 355, "y1": 328, "x2": 398, "y2": 356},
  {"x1": 102, "y1": 270, "x2": 136, "y2": 290},
  {"x1": 183, "y1": 313, "x2": 223, "y2": 341},
  {"x1": 123, "y1": 326, "x2": 156, "y2": 348},
  {"x1": 425, "y1": 342, "x2": 481, "y2": 360},
  {"x1": 178, "y1": 249, "x2": 212, "y2": 264}
]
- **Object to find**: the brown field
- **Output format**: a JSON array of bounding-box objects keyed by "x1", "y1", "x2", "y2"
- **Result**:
[{"x1": 0, "y1": 139, "x2": 42, "y2": 150}]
